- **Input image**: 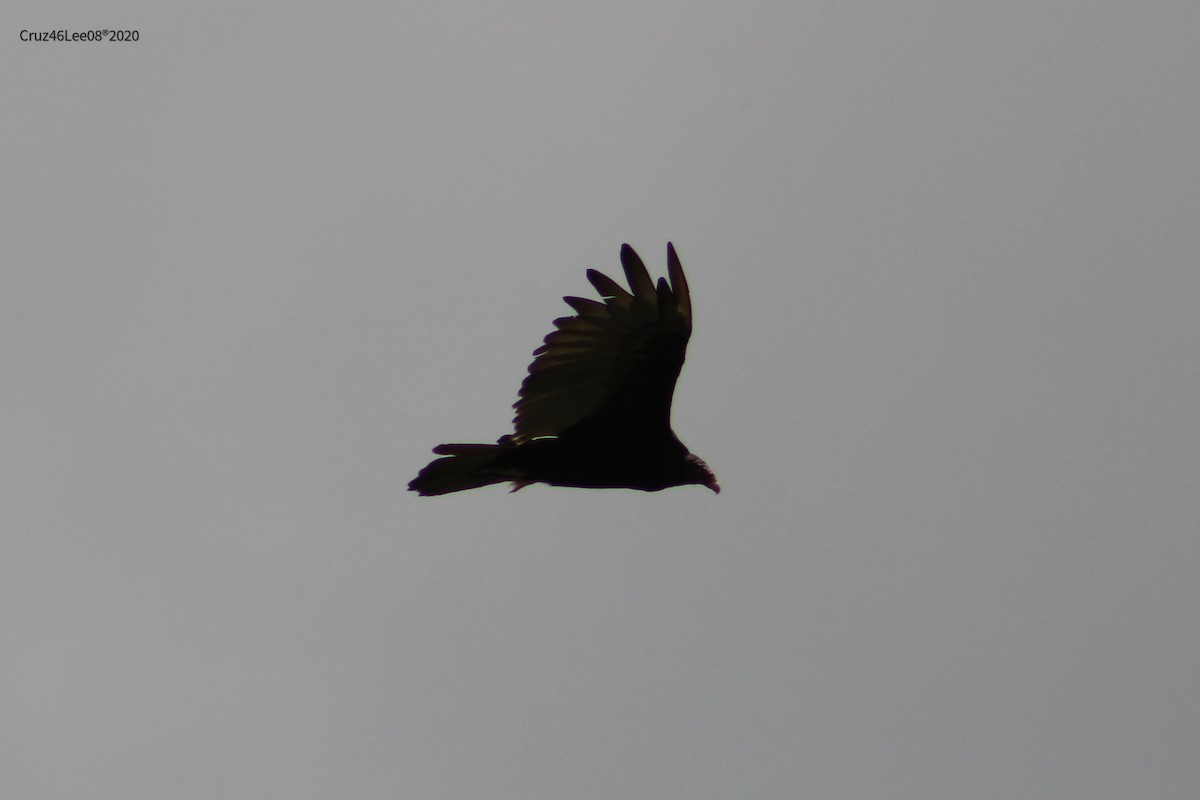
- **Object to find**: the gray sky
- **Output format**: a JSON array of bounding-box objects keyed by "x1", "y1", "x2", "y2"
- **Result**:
[{"x1": 3, "y1": 1, "x2": 1198, "y2": 797}]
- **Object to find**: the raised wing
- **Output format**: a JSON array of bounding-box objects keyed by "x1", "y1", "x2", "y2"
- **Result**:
[{"x1": 511, "y1": 243, "x2": 693, "y2": 444}]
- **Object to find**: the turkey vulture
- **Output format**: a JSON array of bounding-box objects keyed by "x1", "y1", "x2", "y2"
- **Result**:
[{"x1": 408, "y1": 243, "x2": 718, "y2": 495}]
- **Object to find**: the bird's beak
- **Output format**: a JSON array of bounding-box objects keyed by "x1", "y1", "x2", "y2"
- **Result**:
[{"x1": 707, "y1": 478, "x2": 721, "y2": 494}]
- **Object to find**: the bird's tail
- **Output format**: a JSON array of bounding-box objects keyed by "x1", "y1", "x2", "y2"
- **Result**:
[{"x1": 408, "y1": 440, "x2": 520, "y2": 496}]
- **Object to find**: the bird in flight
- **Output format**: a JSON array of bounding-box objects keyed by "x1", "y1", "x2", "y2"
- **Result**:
[{"x1": 409, "y1": 243, "x2": 719, "y2": 496}]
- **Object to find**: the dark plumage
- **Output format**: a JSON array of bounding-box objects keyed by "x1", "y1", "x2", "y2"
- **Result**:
[{"x1": 408, "y1": 243, "x2": 718, "y2": 496}]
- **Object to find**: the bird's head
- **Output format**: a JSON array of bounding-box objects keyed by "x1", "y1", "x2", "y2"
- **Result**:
[{"x1": 683, "y1": 454, "x2": 720, "y2": 494}]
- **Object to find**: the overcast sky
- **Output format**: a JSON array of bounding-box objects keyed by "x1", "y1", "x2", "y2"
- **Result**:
[{"x1": 3, "y1": 1, "x2": 1198, "y2": 798}]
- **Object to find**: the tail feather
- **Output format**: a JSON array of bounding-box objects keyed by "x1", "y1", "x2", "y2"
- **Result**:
[{"x1": 409, "y1": 442, "x2": 514, "y2": 496}]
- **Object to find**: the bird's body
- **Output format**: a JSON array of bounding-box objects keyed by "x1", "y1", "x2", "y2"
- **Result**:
[{"x1": 409, "y1": 243, "x2": 718, "y2": 496}]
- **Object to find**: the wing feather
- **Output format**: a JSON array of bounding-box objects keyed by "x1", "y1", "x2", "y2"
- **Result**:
[
  {"x1": 667, "y1": 242, "x2": 691, "y2": 320},
  {"x1": 512, "y1": 243, "x2": 695, "y2": 443},
  {"x1": 621, "y1": 244, "x2": 657, "y2": 299},
  {"x1": 586, "y1": 269, "x2": 632, "y2": 303}
]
